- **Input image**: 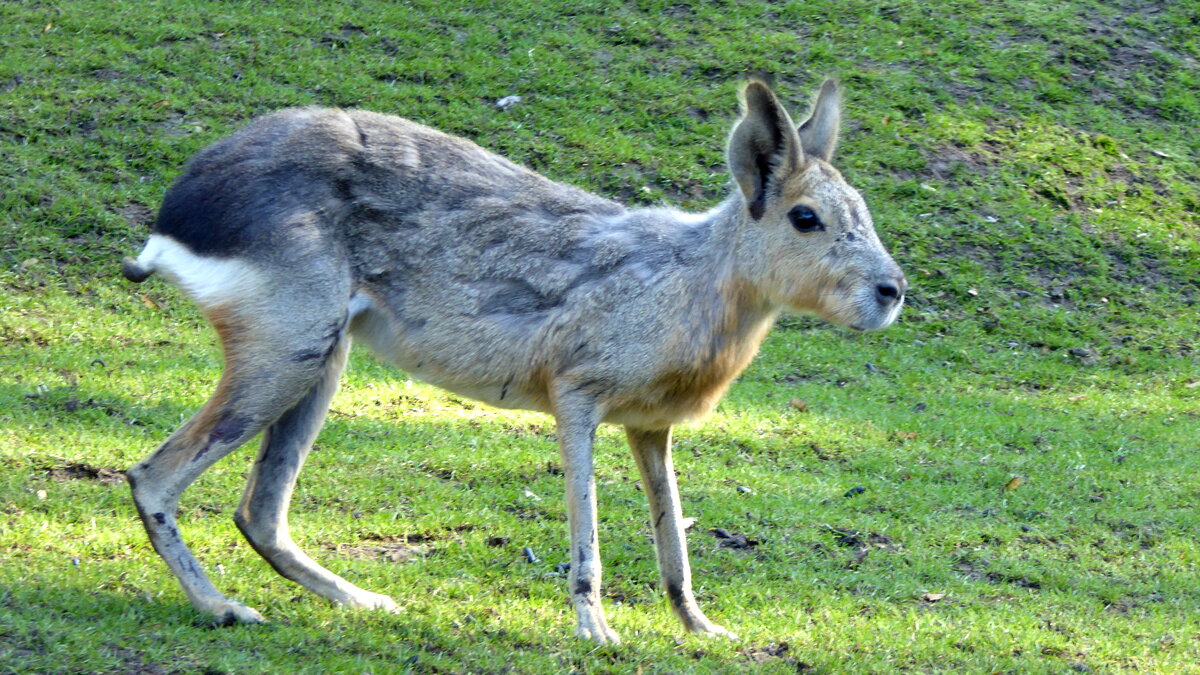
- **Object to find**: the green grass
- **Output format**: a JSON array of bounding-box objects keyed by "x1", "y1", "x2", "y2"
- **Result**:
[{"x1": 2, "y1": 0, "x2": 1198, "y2": 672}]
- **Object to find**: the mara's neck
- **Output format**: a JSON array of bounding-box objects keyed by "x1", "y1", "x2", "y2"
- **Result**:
[
  {"x1": 605, "y1": 196, "x2": 780, "y2": 426},
  {"x1": 643, "y1": 195, "x2": 780, "y2": 366}
]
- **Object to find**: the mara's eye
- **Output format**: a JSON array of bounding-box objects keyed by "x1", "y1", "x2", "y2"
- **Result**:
[{"x1": 788, "y1": 205, "x2": 825, "y2": 233}]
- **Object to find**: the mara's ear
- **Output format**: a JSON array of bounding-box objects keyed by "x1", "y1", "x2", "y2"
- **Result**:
[
  {"x1": 797, "y1": 79, "x2": 841, "y2": 162},
  {"x1": 727, "y1": 77, "x2": 803, "y2": 220}
]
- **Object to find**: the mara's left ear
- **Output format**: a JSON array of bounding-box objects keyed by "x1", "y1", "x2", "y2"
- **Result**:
[
  {"x1": 727, "y1": 76, "x2": 804, "y2": 220},
  {"x1": 797, "y1": 79, "x2": 841, "y2": 162}
]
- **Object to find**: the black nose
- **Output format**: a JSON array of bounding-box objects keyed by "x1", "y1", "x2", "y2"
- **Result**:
[{"x1": 875, "y1": 281, "x2": 904, "y2": 305}]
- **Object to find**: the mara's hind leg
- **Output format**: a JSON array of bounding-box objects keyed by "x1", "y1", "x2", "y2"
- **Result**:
[
  {"x1": 127, "y1": 299, "x2": 352, "y2": 625},
  {"x1": 233, "y1": 335, "x2": 398, "y2": 613}
]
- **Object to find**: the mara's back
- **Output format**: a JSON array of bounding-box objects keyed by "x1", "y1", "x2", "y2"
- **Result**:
[{"x1": 155, "y1": 107, "x2": 624, "y2": 262}]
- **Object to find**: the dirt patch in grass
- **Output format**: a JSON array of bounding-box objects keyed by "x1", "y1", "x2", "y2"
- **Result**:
[
  {"x1": 334, "y1": 542, "x2": 428, "y2": 563},
  {"x1": 953, "y1": 557, "x2": 1042, "y2": 590},
  {"x1": 102, "y1": 643, "x2": 166, "y2": 675},
  {"x1": 1105, "y1": 592, "x2": 1164, "y2": 615},
  {"x1": 329, "y1": 535, "x2": 440, "y2": 562},
  {"x1": 826, "y1": 527, "x2": 898, "y2": 551},
  {"x1": 115, "y1": 202, "x2": 155, "y2": 228},
  {"x1": 44, "y1": 462, "x2": 126, "y2": 485},
  {"x1": 709, "y1": 528, "x2": 762, "y2": 550},
  {"x1": 1073, "y1": 0, "x2": 1196, "y2": 121},
  {"x1": 923, "y1": 144, "x2": 997, "y2": 181},
  {"x1": 826, "y1": 528, "x2": 900, "y2": 569},
  {"x1": 25, "y1": 392, "x2": 147, "y2": 427},
  {"x1": 740, "y1": 642, "x2": 813, "y2": 671},
  {"x1": 327, "y1": 526, "x2": 477, "y2": 561},
  {"x1": 502, "y1": 502, "x2": 565, "y2": 522},
  {"x1": 885, "y1": 142, "x2": 999, "y2": 189}
]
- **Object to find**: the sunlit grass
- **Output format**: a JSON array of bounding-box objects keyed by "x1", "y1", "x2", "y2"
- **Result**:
[{"x1": 2, "y1": 0, "x2": 1198, "y2": 672}]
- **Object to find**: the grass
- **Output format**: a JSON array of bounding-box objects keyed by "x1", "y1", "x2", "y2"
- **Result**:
[{"x1": 1, "y1": 0, "x2": 1198, "y2": 672}]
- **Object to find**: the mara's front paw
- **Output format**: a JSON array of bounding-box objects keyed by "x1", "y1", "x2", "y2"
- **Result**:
[
  {"x1": 689, "y1": 620, "x2": 738, "y2": 640},
  {"x1": 679, "y1": 610, "x2": 738, "y2": 640},
  {"x1": 575, "y1": 607, "x2": 621, "y2": 645}
]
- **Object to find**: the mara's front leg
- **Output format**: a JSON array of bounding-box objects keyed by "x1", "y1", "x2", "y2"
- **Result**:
[
  {"x1": 554, "y1": 394, "x2": 620, "y2": 644},
  {"x1": 627, "y1": 426, "x2": 736, "y2": 638}
]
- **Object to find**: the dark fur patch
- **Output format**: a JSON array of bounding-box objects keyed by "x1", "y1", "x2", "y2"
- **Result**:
[
  {"x1": 291, "y1": 350, "x2": 326, "y2": 363},
  {"x1": 481, "y1": 279, "x2": 562, "y2": 316},
  {"x1": 180, "y1": 555, "x2": 202, "y2": 580},
  {"x1": 351, "y1": 118, "x2": 369, "y2": 147},
  {"x1": 291, "y1": 337, "x2": 339, "y2": 364},
  {"x1": 153, "y1": 114, "x2": 350, "y2": 255},
  {"x1": 324, "y1": 317, "x2": 347, "y2": 340},
  {"x1": 209, "y1": 415, "x2": 248, "y2": 443},
  {"x1": 665, "y1": 580, "x2": 686, "y2": 609},
  {"x1": 574, "y1": 579, "x2": 593, "y2": 597},
  {"x1": 848, "y1": 208, "x2": 865, "y2": 230},
  {"x1": 568, "y1": 377, "x2": 614, "y2": 396},
  {"x1": 748, "y1": 154, "x2": 772, "y2": 220},
  {"x1": 429, "y1": 183, "x2": 492, "y2": 216},
  {"x1": 153, "y1": 512, "x2": 167, "y2": 525},
  {"x1": 534, "y1": 201, "x2": 614, "y2": 225},
  {"x1": 557, "y1": 246, "x2": 596, "y2": 266},
  {"x1": 155, "y1": 167, "x2": 312, "y2": 255}
]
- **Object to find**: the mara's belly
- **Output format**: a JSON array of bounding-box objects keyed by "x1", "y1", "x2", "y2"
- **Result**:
[
  {"x1": 346, "y1": 291, "x2": 757, "y2": 430},
  {"x1": 348, "y1": 295, "x2": 553, "y2": 413}
]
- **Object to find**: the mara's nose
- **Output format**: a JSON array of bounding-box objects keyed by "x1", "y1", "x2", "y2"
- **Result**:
[{"x1": 875, "y1": 276, "x2": 907, "y2": 306}]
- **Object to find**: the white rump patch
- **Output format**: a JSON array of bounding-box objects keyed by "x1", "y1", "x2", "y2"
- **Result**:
[{"x1": 134, "y1": 235, "x2": 264, "y2": 306}]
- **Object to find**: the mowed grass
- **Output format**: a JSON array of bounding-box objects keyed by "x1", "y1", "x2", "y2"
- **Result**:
[{"x1": 2, "y1": 0, "x2": 1198, "y2": 672}]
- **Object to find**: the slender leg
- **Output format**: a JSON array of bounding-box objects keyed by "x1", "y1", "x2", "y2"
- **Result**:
[
  {"x1": 127, "y1": 300, "x2": 349, "y2": 624},
  {"x1": 127, "y1": 388, "x2": 270, "y2": 624},
  {"x1": 233, "y1": 337, "x2": 397, "y2": 612},
  {"x1": 554, "y1": 393, "x2": 619, "y2": 644},
  {"x1": 127, "y1": 371, "x2": 317, "y2": 623},
  {"x1": 627, "y1": 426, "x2": 736, "y2": 638}
]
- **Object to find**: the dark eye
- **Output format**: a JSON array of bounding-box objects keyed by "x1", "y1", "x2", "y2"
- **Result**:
[{"x1": 788, "y1": 205, "x2": 825, "y2": 233}]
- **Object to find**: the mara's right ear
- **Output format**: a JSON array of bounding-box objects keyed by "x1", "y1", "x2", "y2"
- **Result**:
[
  {"x1": 797, "y1": 79, "x2": 841, "y2": 162},
  {"x1": 727, "y1": 77, "x2": 804, "y2": 220}
]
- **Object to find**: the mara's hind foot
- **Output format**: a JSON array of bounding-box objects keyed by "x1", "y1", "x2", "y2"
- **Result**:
[
  {"x1": 198, "y1": 597, "x2": 267, "y2": 626},
  {"x1": 338, "y1": 589, "x2": 401, "y2": 614}
]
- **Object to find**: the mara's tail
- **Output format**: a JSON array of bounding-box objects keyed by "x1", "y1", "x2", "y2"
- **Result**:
[{"x1": 121, "y1": 254, "x2": 154, "y2": 283}]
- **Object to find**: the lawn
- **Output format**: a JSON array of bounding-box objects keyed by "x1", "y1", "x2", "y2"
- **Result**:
[{"x1": 1, "y1": 0, "x2": 1198, "y2": 673}]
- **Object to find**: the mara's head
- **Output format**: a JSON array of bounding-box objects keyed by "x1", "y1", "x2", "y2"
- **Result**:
[{"x1": 728, "y1": 76, "x2": 906, "y2": 331}]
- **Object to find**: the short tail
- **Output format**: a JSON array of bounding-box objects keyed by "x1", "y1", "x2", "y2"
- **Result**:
[{"x1": 121, "y1": 256, "x2": 154, "y2": 283}]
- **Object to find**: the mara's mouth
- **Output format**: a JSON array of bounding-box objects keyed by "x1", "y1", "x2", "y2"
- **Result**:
[
  {"x1": 839, "y1": 297, "x2": 903, "y2": 332},
  {"x1": 852, "y1": 305, "x2": 903, "y2": 332},
  {"x1": 789, "y1": 282, "x2": 903, "y2": 332}
]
